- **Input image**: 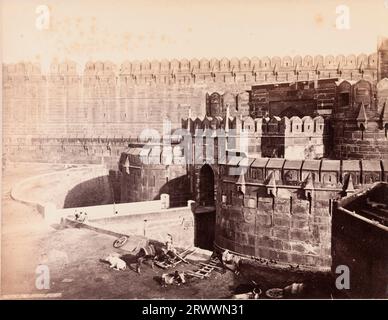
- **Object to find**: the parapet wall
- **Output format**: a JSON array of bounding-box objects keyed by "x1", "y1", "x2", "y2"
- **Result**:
[
  {"x1": 221, "y1": 158, "x2": 388, "y2": 189},
  {"x1": 3, "y1": 53, "x2": 378, "y2": 77},
  {"x1": 183, "y1": 115, "x2": 325, "y2": 135}
]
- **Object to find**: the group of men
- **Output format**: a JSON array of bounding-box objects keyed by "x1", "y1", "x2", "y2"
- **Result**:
[{"x1": 135, "y1": 234, "x2": 187, "y2": 286}]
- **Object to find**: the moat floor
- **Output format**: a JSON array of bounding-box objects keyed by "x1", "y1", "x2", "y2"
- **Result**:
[
  {"x1": 1, "y1": 163, "x2": 236, "y2": 299},
  {"x1": 1, "y1": 163, "x2": 334, "y2": 299}
]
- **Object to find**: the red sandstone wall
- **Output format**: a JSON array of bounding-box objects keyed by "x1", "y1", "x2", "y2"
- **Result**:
[
  {"x1": 2, "y1": 54, "x2": 378, "y2": 140},
  {"x1": 3, "y1": 137, "x2": 127, "y2": 170},
  {"x1": 215, "y1": 184, "x2": 334, "y2": 270}
]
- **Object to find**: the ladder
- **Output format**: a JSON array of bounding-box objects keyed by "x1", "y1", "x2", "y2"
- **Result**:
[
  {"x1": 186, "y1": 257, "x2": 224, "y2": 279},
  {"x1": 208, "y1": 255, "x2": 224, "y2": 271},
  {"x1": 154, "y1": 257, "x2": 181, "y2": 269},
  {"x1": 154, "y1": 248, "x2": 195, "y2": 270},
  {"x1": 186, "y1": 265, "x2": 214, "y2": 279}
]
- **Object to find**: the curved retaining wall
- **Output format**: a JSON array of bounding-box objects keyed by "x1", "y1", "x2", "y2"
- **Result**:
[{"x1": 11, "y1": 164, "x2": 113, "y2": 212}]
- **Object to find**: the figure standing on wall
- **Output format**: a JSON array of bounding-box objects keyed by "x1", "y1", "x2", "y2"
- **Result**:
[{"x1": 165, "y1": 233, "x2": 176, "y2": 255}]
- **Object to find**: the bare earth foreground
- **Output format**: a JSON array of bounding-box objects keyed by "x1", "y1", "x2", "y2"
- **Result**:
[{"x1": 1, "y1": 163, "x2": 239, "y2": 299}]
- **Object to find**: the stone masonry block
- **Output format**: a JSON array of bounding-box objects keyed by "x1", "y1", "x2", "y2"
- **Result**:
[
  {"x1": 255, "y1": 224, "x2": 272, "y2": 237},
  {"x1": 290, "y1": 228, "x2": 311, "y2": 242},
  {"x1": 256, "y1": 214, "x2": 272, "y2": 226},
  {"x1": 273, "y1": 215, "x2": 291, "y2": 228},
  {"x1": 272, "y1": 226, "x2": 290, "y2": 240}
]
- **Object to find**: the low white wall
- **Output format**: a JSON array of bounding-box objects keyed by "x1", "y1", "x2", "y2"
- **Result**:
[
  {"x1": 59, "y1": 199, "x2": 164, "y2": 219},
  {"x1": 61, "y1": 199, "x2": 195, "y2": 248}
]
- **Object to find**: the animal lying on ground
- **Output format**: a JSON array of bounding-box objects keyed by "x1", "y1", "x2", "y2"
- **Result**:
[
  {"x1": 104, "y1": 253, "x2": 127, "y2": 270},
  {"x1": 161, "y1": 271, "x2": 186, "y2": 287},
  {"x1": 221, "y1": 250, "x2": 241, "y2": 275}
]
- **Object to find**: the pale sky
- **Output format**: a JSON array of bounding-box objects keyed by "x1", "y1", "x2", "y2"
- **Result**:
[{"x1": 1, "y1": 0, "x2": 387, "y2": 71}]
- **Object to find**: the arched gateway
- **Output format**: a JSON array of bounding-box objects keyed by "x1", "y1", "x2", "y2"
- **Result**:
[{"x1": 194, "y1": 164, "x2": 216, "y2": 250}]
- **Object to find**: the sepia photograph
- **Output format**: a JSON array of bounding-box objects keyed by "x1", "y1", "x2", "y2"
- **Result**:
[{"x1": 0, "y1": 0, "x2": 387, "y2": 305}]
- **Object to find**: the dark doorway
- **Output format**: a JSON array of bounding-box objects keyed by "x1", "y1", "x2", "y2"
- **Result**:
[
  {"x1": 195, "y1": 164, "x2": 216, "y2": 250},
  {"x1": 199, "y1": 164, "x2": 215, "y2": 206},
  {"x1": 194, "y1": 207, "x2": 216, "y2": 251}
]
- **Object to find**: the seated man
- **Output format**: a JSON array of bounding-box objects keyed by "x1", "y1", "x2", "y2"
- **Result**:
[{"x1": 162, "y1": 234, "x2": 177, "y2": 258}]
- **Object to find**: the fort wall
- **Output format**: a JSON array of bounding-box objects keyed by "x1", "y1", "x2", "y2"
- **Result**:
[
  {"x1": 3, "y1": 137, "x2": 129, "y2": 169},
  {"x1": 2, "y1": 52, "x2": 378, "y2": 141}
]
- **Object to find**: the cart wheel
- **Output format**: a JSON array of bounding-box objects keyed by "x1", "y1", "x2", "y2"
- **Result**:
[
  {"x1": 113, "y1": 236, "x2": 128, "y2": 248},
  {"x1": 265, "y1": 288, "x2": 284, "y2": 299}
]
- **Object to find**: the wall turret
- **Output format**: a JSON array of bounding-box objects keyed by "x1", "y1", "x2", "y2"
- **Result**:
[{"x1": 332, "y1": 78, "x2": 388, "y2": 160}]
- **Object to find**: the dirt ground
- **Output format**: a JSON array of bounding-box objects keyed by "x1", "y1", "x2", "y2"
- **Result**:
[
  {"x1": 1, "y1": 163, "x2": 338, "y2": 299},
  {"x1": 1, "y1": 163, "x2": 241, "y2": 299}
]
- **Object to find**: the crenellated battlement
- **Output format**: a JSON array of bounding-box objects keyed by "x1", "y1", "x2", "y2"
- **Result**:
[
  {"x1": 182, "y1": 114, "x2": 326, "y2": 135},
  {"x1": 263, "y1": 115, "x2": 326, "y2": 135},
  {"x1": 119, "y1": 145, "x2": 388, "y2": 203},
  {"x1": 333, "y1": 78, "x2": 388, "y2": 121},
  {"x1": 220, "y1": 157, "x2": 388, "y2": 192},
  {"x1": 2, "y1": 52, "x2": 379, "y2": 82},
  {"x1": 3, "y1": 38, "x2": 388, "y2": 163},
  {"x1": 181, "y1": 114, "x2": 329, "y2": 159}
]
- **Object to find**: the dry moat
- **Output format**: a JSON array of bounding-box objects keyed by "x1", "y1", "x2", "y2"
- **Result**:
[{"x1": 2, "y1": 163, "x2": 386, "y2": 299}]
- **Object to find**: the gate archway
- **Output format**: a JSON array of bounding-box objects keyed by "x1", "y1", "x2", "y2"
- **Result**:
[
  {"x1": 195, "y1": 164, "x2": 216, "y2": 250},
  {"x1": 199, "y1": 164, "x2": 215, "y2": 206}
]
